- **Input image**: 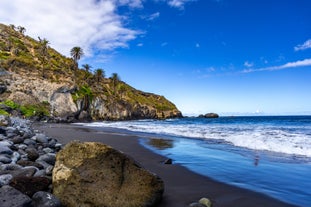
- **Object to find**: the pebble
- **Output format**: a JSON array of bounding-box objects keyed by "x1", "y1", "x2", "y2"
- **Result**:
[
  {"x1": 31, "y1": 191, "x2": 62, "y2": 207},
  {"x1": 26, "y1": 148, "x2": 40, "y2": 161},
  {"x1": 36, "y1": 153, "x2": 56, "y2": 165},
  {"x1": 0, "y1": 155, "x2": 12, "y2": 164},
  {"x1": 0, "y1": 174, "x2": 13, "y2": 186},
  {"x1": 35, "y1": 133, "x2": 49, "y2": 143},
  {"x1": 199, "y1": 197, "x2": 212, "y2": 207},
  {"x1": 0, "y1": 116, "x2": 63, "y2": 206},
  {"x1": 189, "y1": 202, "x2": 206, "y2": 207},
  {"x1": 0, "y1": 185, "x2": 32, "y2": 207}
]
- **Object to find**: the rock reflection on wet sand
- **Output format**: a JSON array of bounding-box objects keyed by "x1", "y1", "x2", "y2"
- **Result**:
[{"x1": 147, "y1": 138, "x2": 174, "y2": 150}]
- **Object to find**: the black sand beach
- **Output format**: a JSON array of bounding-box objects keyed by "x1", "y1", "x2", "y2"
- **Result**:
[{"x1": 34, "y1": 123, "x2": 298, "y2": 207}]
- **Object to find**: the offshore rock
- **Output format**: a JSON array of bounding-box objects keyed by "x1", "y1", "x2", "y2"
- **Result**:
[
  {"x1": 199, "y1": 113, "x2": 219, "y2": 118},
  {"x1": 53, "y1": 141, "x2": 164, "y2": 207}
]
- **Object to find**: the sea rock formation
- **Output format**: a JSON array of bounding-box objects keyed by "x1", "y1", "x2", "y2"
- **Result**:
[
  {"x1": 198, "y1": 113, "x2": 219, "y2": 118},
  {"x1": 53, "y1": 141, "x2": 164, "y2": 207}
]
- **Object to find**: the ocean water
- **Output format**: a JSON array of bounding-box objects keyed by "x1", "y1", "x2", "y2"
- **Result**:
[{"x1": 81, "y1": 116, "x2": 311, "y2": 207}]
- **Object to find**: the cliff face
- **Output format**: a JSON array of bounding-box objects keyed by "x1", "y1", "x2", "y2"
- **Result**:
[{"x1": 0, "y1": 23, "x2": 182, "y2": 121}]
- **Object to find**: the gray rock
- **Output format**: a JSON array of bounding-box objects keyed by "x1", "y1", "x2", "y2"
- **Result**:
[
  {"x1": 0, "y1": 185, "x2": 32, "y2": 207},
  {"x1": 6, "y1": 132, "x2": 18, "y2": 138},
  {"x1": 9, "y1": 176, "x2": 51, "y2": 197},
  {"x1": 12, "y1": 136, "x2": 24, "y2": 144},
  {"x1": 17, "y1": 160, "x2": 44, "y2": 169},
  {"x1": 32, "y1": 191, "x2": 62, "y2": 207},
  {"x1": 37, "y1": 153, "x2": 56, "y2": 165},
  {"x1": 189, "y1": 202, "x2": 206, "y2": 207},
  {"x1": 33, "y1": 169, "x2": 46, "y2": 177},
  {"x1": 45, "y1": 165, "x2": 53, "y2": 176},
  {"x1": 42, "y1": 147, "x2": 54, "y2": 154},
  {"x1": 0, "y1": 115, "x2": 11, "y2": 127},
  {"x1": 55, "y1": 143, "x2": 62, "y2": 149},
  {"x1": 24, "y1": 139, "x2": 37, "y2": 146},
  {"x1": 48, "y1": 139, "x2": 57, "y2": 148},
  {"x1": 0, "y1": 155, "x2": 12, "y2": 164},
  {"x1": 11, "y1": 151, "x2": 21, "y2": 163},
  {"x1": 18, "y1": 144, "x2": 28, "y2": 150},
  {"x1": 0, "y1": 174, "x2": 13, "y2": 186},
  {"x1": 35, "y1": 160, "x2": 52, "y2": 169},
  {"x1": 35, "y1": 134, "x2": 49, "y2": 143},
  {"x1": 0, "y1": 126, "x2": 6, "y2": 135},
  {"x1": 25, "y1": 148, "x2": 39, "y2": 161},
  {"x1": 0, "y1": 134, "x2": 6, "y2": 141},
  {"x1": 8, "y1": 167, "x2": 37, "y2": 178},
  {"x1": 0, "y1": 163, "x2": 23, "y2": 171},
  {"x1": 0, "y1": 141, "x2": 13, "y2": 155},
  {"x1": 164, "y1": 158, "x2": 173, "y2": 164}
]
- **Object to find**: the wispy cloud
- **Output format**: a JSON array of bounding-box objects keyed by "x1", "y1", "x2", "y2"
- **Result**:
[
  {"x1": 195, "y1": 43, "x2": 200, "y2": 48},
  {"x1": 0, "y1": 0, "x2": 141, "y2": 57},
  {"x1": 145, "y1": 12, "x2": 160, "y2": 21},
  {"x1": 294, "y1": 39, "x2": 311, "y2": 51},
  {"x1": 244, "y1": 61, "x2": 254, "y2": 68},
  {"x1": 116, "y1": 0, "x2": 143, "y2": 8},
  {"x1": 242, "y1": 58, "x2": 311, "y2": 73},
  {"x1": 167, "y1": 0, "x2": 194, "y2": 9}
]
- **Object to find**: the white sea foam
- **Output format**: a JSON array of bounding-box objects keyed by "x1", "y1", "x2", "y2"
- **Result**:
[{"x1": 80, "y1": 119, "x2": 311, "y2": 157}]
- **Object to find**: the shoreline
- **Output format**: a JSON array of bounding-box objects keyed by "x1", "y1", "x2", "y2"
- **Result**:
[{"x1": 34, "y1": 122, "x2": 299, "y2": 207}]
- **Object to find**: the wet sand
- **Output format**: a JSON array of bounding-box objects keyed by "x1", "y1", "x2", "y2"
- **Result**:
[{"x1": 34, "y1": 123, "x2": 298, "y2": 207}]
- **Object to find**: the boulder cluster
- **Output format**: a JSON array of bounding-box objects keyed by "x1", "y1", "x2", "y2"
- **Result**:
[
  {"x1": 0, "y1": 115, "x2": 165, "y2": 207},
  {"x1": 0, "y1": 115, "x2": 62, "y2": 207}
]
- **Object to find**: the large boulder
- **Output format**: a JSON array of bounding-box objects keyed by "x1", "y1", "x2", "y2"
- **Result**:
[{"x1": 52, "y1": 141, "x2": 164, "y2": 207}]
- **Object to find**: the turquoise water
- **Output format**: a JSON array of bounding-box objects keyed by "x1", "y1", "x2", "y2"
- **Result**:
[{"x1": 81, "y1": 116, "x2": 311, "y2": 207}]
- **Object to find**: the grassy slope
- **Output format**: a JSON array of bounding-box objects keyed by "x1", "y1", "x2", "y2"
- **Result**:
[{"x1": 0, "y1": 23, "x2": 179, "y2": 118}]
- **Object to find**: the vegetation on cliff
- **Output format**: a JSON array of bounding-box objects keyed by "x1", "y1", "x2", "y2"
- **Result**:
[{"x1": 0, "y1": 23, "x2": 182, "y2": 120}]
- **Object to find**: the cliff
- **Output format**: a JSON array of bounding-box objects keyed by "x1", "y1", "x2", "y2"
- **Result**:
[{"x1": 0, "y1": 23, "x2": 182, "y2": 121}]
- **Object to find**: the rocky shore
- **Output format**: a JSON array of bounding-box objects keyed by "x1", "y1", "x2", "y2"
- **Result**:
[
  {"x1": 0, "y1": 115, "x2": 62, "y2": 207},
  {"x1": 0, "y1": 115, "x2": 167, "y2": 207}
]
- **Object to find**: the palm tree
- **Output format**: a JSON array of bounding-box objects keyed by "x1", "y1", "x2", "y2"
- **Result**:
[
  {"x1": 82, "y1": 64, "x2": 92, "y2": 72},
  {"x1": 17, "y1": 26, "x2": 26, "y2": 34},
  {"x1": 95, "y1": 68, "x2": 105, "y2": 83},
  {"x1": 38, "y1": 37, "x2": 50, "y2": 77},
  {"x1": 70, "y1": 46, "x2": 84, "y2": 84},
  {"x1": 70, "y1": 46, "x2": 84, "y2": 69},
  {"x1": 111, "y1": 73, "x2": 120, "y2": 93},
  {"x1": 9, "y1": 24, "x2": 16, "y2": 30}
]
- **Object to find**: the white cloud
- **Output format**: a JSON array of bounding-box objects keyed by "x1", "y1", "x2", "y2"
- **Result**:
[
  {"x1": 137, "y1": 43, "x2": 143, "y2": 47},
  {"x1": 116, "y1": 0, "x2": 143, "y2": 8},
  {"x1": 195, "y1": 43, "x2": 200, "y2": 48},
  {"x1": 242, "y1": 58, "x2": 311, "y2": 73},
  {"x1": 141, "y1": 12, "x2": 160, "y2": 21},
  {"x1": 148, "y1": 12, "x2": 160, "y2": 21},
  {"x1": 244, "y1": 61, "x2": 254, "y2": 68},
  {"x1": 0, "y1": 0, "x2": 140, "y2": 57},
  {"x1": 168, "y1": 0, "x2": 193, "y2": 9},
  {"x1": 294, "y1": 39, "x2": 311, "y2": 51}
]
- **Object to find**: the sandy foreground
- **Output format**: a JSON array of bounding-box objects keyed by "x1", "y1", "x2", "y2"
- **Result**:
[{"x1": 34, "y1": 123, "x2": 298, "y2": 207}]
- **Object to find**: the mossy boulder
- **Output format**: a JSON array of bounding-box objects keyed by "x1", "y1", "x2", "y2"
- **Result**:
[{"x1": 52, "y1": 141, "x2": 164, "y2": 207}]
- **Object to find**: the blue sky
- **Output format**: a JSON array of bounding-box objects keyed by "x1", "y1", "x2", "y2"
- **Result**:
[{"x1": 1, "y1": 0, "x2": 311, "y2": 115}]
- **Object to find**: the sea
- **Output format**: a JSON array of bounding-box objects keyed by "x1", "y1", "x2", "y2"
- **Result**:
[{"x1": 80, "y1": 116, "x2": 311, "y2": 207}]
